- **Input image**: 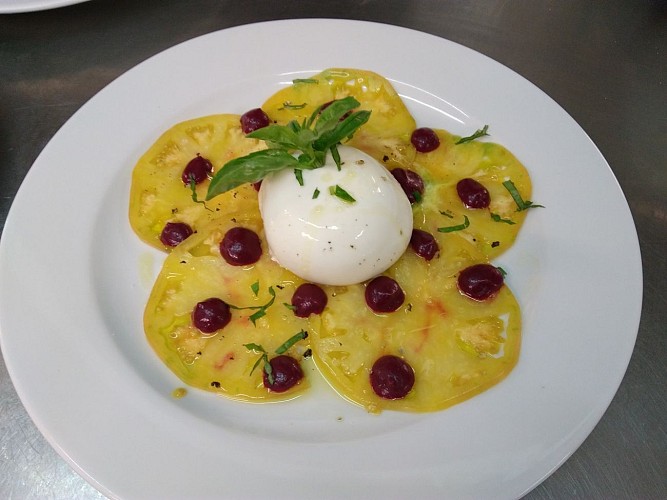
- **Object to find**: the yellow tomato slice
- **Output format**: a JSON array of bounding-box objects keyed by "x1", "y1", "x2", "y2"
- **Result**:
[
  {"x1": 129, "y1": 114, "x2": 264, "y2": 251},
  {"x1": 310, "y1": 237, "x2": 521, "y2": 413},
  {"x1": 412, "y1": 129, "x2": 533, "y2": 259},
  {"x1": 144, "y1": 214, "x2": 314, "y2": 401},
  {"x1": 262, "y1": 68, "x2": 417, "y2": 169}
]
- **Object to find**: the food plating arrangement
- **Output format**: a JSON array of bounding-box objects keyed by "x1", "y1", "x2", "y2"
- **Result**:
[{"x1": 130, "y1": 68, "x2": 541, "y2": 413}]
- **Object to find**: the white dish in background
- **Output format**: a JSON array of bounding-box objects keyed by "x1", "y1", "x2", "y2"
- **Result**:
[
  {"x1": 0, "y1": 0, "x2": 88, "y2": 13},
  {"x1": 0, "y1": 19, "x2": 642, "y2": 499}
]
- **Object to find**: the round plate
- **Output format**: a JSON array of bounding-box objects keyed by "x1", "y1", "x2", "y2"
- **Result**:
[
  {"x1": 0, "y1": 19, "x2": 642, "y2": 499},
  {"x1": 0, "y1": 0, "x2": 88, "y2": 13}
]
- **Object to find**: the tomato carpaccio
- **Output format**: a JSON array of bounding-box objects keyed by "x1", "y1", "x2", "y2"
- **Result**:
[{"x1": 134, "y1": 68, "x2": 532, "y2": 412}]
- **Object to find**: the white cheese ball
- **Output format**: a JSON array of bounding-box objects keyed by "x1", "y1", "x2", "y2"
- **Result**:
[{"x1": 258, "y1": 146, "x2": 413, "y2": 286}]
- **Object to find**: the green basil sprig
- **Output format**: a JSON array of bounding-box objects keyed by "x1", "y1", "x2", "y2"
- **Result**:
[{"x1": 206, "y1": 97, "x2": 371, "y2": 200}]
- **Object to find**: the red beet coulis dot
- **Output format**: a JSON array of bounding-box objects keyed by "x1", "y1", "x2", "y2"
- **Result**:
[
  {"x1": 391, "y1": 168, "x2": 424, "y2": 204},
  {"x1": 240, "y1": 108, "x2": 270, "y2": 134},
  {"x1": 457, "y1": 178, "x2": 491, "y2": 209},
  {"x1": 291, "y1": 283, "x2": 328, "y2": 317},
  {"x1": 181, "y1": 155, "x2": 213, "y2": 185},
  {"x1": 192, "y1": 297, "x2": 231, "y2": 334},
  {"x1": 410, "y1": 127, "x2": 440, "y2": 153},
  {"x1": 410, "y1": 229, "x2": 439, "y2": 260},
  {"x1": 457, "y1": 264, "x2": 504, "y2": 301},
  {"x1": 160, "y1": 221, "x2": 193, "y2": 247},
  {"x1": 365, "y1": 276, "x2": 405, "y2": 313},
  {"x1": 263, "y1": 355, "x2": 304, "y2": 392},
  {"x1": 370, "y1": 355, "x2": 415, "y2": 399},
  {"x1": 219, "y1": 227, "x2": 262, "y2": 266}
]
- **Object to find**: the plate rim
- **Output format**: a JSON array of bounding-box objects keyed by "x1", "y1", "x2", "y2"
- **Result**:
[{"x1": 0, "y1": 0, "x2": 89, "y2": 13}]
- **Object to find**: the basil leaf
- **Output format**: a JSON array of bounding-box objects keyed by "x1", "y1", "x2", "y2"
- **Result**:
[
  {"x1": 330, "y1": 144, "x2": 341, "y2": 170},
  {"x1": 188, "y1": 174, "x2": 207, "y2": 206},
  {"x1": 246, "y1": 349, "x2": 268, "y2": 377},
  {"x1": 314, "y1": 96, "x2": 361, "y2": 135},
  {"x1": 247, "y1": 124, "x2": 301, "y2": 150},
  {"x1": 295, "y1": 127, "x2": 317, "y2": 148},
  {"x1": 437, "y1": 215, "x2": 470, "y2": 233},
  {"x1": 294, "y1": 169, "x2": 304, "y2": 186},
  {"x1": 313, "y1": 110, "x2": 371, "y2": 151},
  {"x1": 329, "y1": 184, "x2": 356, "y2": 203},
  {"x1": 206, "y1": 149, "x2": 298, "y2": 200},
  {"x1": 490, "y1": 213, "x2": 516, "y2": 225},
  {"x1": 243, "y1": 343, "x2": 266, "y2": 354},
  {"x1": 249, "y1": 309, "x2": 266, "y2": 325},
  {"x1": 244, "y1": 342, "x2": 272, "y2": 382},
  {"x1": 275, "y1": 330, "x2": 308, "y2": 355},
  {"x1": 288, "y1": 120, "x2": 301, "y2": 133},
  {"x1": 297, "y1": 150, "x2": 326, "y2": 169},
  {"x1": 280, "y1": 102, "x2": 307, "y2": 110},
  {"x1": 502, "y1": 180, "x2": 545, "y2": 211},
  {"x1": 264, "y1": 360, "x2": 274, "y2": 385},
  {"x1": 456, "y1": 125, "x2": 490, "y2": 144},
  {"x1": 304, "y1": 102, "x2": 326, "y2": 129},
  {"x1": 206, "y1": 96, "x2": 372, "y2": 199},
  {"x1": 292, "y1": 78, "x2": 319, "y2": 84}
]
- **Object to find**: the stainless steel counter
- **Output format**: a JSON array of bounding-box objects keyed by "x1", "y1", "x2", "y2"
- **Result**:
[{"x1": 1, "y1": 1, "x2": 665, "y2": 498}]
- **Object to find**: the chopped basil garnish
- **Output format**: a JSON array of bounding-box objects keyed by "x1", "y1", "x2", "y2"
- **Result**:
[
  {"x1": 490, "y1": 213, "x2": 516, "y2": 225},
  {"x1": 329, "y1": 184, "x2": 356, "y2": 203},
  {"x1": 228, "y1": 286, "x2": 277, "y2": 326},
  {"x1": 249, "y1": 307, "x2": 269, "y2": 325},
  {"x1": 275, "y1": 330, "x2": 308, "y2": 355},
  {"x1": 250, "y1": 280, "x2": 260, "y2": 296},
  {"x1": 292, "y1": 78, "x2": 319, "y2": 84},
  {"x1": 206, "y1": 96, "x2": 370, "y2": 200},
  {"x1": 437, "y1": 215, "x2": 470, "y2": 233},
  {"x1": 188, "y1": 174, "x2": 210, "y2": 208},
  {"x1": 456, "y1": 125, "x2": 490, "y2": 144},
  {"x1": 312, "y1": 188, "x2": 320, "y2": 199},
  {"x1": 331, "y1": 144, "x2": 342, "y2": 170},
  {"x1": 439, "y1": 209, "x2": 454, "y2": 218},
  {"x1": 244, "y1": 330, "x2": 308, "y2": 385},
  {"x1": 502, "y1": 180, "x2": 544, "y2": 211},
  {"x1": 294, "y1": 169, "x2": 304, "y2": 186},
  {"x1": 280, "y1": 102, "x2": 307, "y2": 110},
  {"x1": 244, "y1": 343, "x2": 271, "y2": 382}
]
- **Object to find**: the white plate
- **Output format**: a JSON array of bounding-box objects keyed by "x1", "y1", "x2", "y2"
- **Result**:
[
  {"x1": 0, "y1": 0, "x2": 88, "y2": 13},
  {"x1": 0, "y1": 19, "x2": 642, "y2": 499}
]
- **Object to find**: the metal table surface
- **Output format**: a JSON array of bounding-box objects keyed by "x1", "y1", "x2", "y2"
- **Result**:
[{"x1": 0, "y1": 1, "x2": 664, "y2": 498}]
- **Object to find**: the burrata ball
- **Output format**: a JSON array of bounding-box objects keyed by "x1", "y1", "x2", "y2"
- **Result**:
[{"x1": 258, "y1": 146, "x2": 413, "y2": 285}]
